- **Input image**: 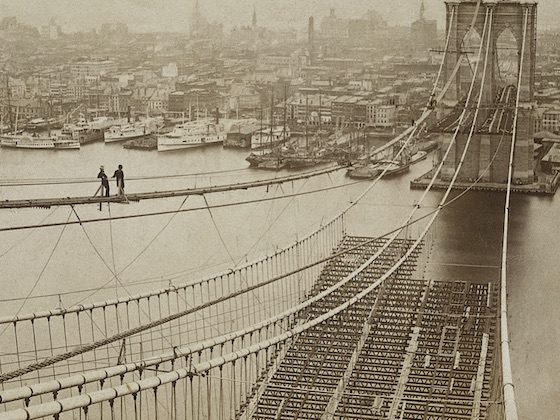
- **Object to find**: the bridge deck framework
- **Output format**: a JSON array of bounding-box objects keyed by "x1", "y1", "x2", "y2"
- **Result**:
[{"x1": 253, "y1": 236, "x2": 502, "y2": 419}]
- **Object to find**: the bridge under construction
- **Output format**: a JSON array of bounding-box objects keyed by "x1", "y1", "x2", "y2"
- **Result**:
[{"x1": 0, "y1": 1, "x2": 536, "y2": 419}]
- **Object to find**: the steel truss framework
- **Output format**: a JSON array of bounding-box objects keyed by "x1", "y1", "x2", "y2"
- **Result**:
[{"x1": 254, "y1": 236, "x2": 501, "y2": 420}]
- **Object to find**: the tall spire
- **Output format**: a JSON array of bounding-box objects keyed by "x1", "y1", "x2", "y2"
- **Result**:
[
  {"x1": 420, "y1": 0, "x2": 426, "y2": 21},
  {"x1": 252, "y1": 4, "x2": 257, "y2": 28},
  {"x1": 191, "y1": 0, "x2": 201, "y2": 37}
]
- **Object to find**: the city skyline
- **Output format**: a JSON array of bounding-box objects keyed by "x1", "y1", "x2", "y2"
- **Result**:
[{"x1": 1, "y1": 0, "x2": 558, "y2": 34}]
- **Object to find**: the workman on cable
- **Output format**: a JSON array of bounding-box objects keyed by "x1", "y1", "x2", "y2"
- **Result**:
[
  {"x1": 97, "y1": 165, "x2": 110, "y2": 197},
  {"x1": 112, "y1": 164, "x2": 125, "y2": 196}
]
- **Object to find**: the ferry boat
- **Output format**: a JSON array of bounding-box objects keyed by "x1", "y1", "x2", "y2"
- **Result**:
[
  {"x1": 0, "y1": 134, "x2": 80, "y2": 150},
  {"x1": 157, "y1": 120, "x2": 227, "y2": 152},
  {"x1": 105, "y1": 118, "x2": 163, "y2": 143},
  {"x1": 251, "y1": 126, "x2": 290, "y2": 150},
  {"x1": 26, "y1": 117, "x2": 64, "y2": 132},
  {"x1": 53, "y1": 137, "x2": 81, "y2": 150},
  {"x1": 60, "y1": 115, "x2": 126, "y2": 144}
]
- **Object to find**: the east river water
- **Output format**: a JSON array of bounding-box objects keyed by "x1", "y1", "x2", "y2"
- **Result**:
[{"x1": 0, "y1": 141, "x2": 557, "y2": 418}]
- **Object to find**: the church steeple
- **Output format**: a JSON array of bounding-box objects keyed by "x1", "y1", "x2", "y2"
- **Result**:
[
  {"x1": 252, "y1": 5, "x2": 257, "y2": 28},
  {"x1": 190, "y1": 0, "x2": 202, "y2": 37},
  {"x1": 419, "y1": 0, "x2": 426, "y2": 21}
]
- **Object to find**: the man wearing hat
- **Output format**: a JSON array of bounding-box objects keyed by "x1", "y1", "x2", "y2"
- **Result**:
[
  {"x1": 97, "y1": 165, "x2": 110, "y2": 197},
  {"x1": 112, "y1": 164, "x2": 125, "y2": 196}
]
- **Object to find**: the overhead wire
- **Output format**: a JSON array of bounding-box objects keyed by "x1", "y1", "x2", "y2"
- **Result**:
[
  {"x1": 0, "y1": 167, "x2": 253, "y2": 187},
  {"x1": 0, "y1": 179, "x2": 367, "y2": 233},
  {"x1": 0, "y1": 207, "x2": 60, "y2": 259},
  {"x1": 0, "y1": 208, "x2": 73, "y2": 339}
]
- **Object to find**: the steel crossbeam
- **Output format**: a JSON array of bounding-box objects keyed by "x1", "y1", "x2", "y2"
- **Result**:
[{"x1": 252, "y1": 236, "x2": 501, "y2": 420}]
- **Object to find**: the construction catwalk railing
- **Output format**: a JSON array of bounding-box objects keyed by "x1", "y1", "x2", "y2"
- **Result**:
[
  {"x1": 0, "y1": 233, "x2": 422, "y2": 420},
  {"x1": 0, "y1": 213, "x2": 345, "y2": 390}
]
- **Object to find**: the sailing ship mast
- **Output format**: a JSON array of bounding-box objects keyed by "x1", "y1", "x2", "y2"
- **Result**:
[
  {"x1": 269, "y1": 91, "x2": 274, "y2": 151},
  {"x1": 282, "y1": 83, "x2": 287, "y2": 143},
  {"x1": 305, "y1": 92, "x2": 309, "y2": 153},
  {"x1": 6, "y1": 73, "x2": 12, "y2": 132}
]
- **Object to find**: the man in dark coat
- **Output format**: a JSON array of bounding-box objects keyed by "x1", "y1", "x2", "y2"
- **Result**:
[{"x1": 112, "y1": 164, "x2": 125, "y2": 195}]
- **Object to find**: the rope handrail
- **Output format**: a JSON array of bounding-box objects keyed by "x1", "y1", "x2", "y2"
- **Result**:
[
  {"x1": 0, "y1": 167, "x2": 252, "y2": 187},
  {"x1": 0, "y1": 164, "x2": 344, "y2": 209},
  {"x1": 0, "y1": 211, "x2": 342, "y2": 325},
  {"x1": 0, "y1": 234, "x2": 406, "y2": 403}
]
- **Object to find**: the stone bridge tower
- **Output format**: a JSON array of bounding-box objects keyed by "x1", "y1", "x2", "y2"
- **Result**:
[{"x1": 438, "y1": 1, "x2": 538, "y2": 185}]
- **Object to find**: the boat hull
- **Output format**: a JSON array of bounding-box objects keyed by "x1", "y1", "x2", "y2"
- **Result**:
[
  {"x1": 157, "y1": 138, "x2": 224, "y2": 152},
  {"x1": 105, "y1": 133, "x2": 151, "y2": 143}
]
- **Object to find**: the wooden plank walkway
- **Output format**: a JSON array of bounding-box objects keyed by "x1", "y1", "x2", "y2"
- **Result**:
[{"x1": 0, "y1": 165, "x2": 343, "y2": 209}]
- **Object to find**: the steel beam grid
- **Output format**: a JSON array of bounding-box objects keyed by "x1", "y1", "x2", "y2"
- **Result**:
[
  {"x1": 254, "y1": 236, "x2": 421, "y2": 419},
  {"x1": 328, "y1": 274, "x2": 499, "y2": 420}
]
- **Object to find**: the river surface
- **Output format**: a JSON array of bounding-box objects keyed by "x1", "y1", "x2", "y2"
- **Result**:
[{"x1": 0, "y1": 141, "x2": 557, "y2": 418}]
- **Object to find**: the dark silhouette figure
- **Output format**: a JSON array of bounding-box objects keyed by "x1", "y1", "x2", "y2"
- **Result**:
[
  {"x1": 112, "y1": 164, "x2": 125, "y2": 195},
  {"x1": 97, "y1": 166, "x2": 109, "y2": 197}
]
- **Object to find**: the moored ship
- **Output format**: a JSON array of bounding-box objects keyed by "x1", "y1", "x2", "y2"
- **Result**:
[
  {"x1": 251, "y1": 126, "x2": 291, "y2": 150},
  {"x1": 0, "y1": 133, "x2": 79, "y2": 150},
  {"x1": 105, "y1": 117, "x2": 163, "y2": 143},
  {"x1": 26, "y1": 117, "x2": 64, "y2": 132},
  {"x1": 157, "y1": 119, "x2": 232, "y2": 152}
]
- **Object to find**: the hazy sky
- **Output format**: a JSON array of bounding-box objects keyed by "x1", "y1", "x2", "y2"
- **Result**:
[{"x1": 0, "y1": 0, "x2": 556, "y2": 33}]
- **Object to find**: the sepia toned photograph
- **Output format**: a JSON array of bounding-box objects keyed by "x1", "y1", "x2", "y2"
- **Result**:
[{"x1": 0, "y1": 0, "x2": 557, "y2": 418}]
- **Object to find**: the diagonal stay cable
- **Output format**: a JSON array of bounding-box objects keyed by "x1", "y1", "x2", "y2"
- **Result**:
[
  {"x1": 67, "y1": 196, "x2": 192, "y2": 307},
  {"x1": 202, "y1": 194, "x2": 236, "y2": 265},
  {"x1": 70, "y1": 205, "x2": 178, "y2": 350},
  {"x1": 0, "y1": 207, "x2": 60, "y2": 260},
  {"x1": 0, "y1": 208, "x2": 73, "y2": 339}
]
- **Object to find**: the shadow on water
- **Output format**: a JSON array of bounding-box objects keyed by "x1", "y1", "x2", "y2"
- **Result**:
[
  {"x1": 429, "y1": 188, "x2": 559, "y2": 418},
  {"x1": 427, "y1": 190, "x2": 510, "y2": 283},
  {"x1": 507, "y1": 193, "x2": 560, "y2": 419}
]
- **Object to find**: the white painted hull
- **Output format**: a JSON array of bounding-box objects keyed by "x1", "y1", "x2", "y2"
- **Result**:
[
  {"x1": 105, "y1": 132, "x2": 150, "y2": 143},
  {"x1": 157, "y1": 137, "x2": 224, "y2": 152},
  {"x1": 54, "y1": 141, "x2": 81, "y2": 150},
  {"x1": 2, "y1": 143, "x2": 55, "y2": 149}
]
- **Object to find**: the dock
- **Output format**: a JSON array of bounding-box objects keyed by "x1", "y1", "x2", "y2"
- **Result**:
[{"x1": 411, "y1": 170, "x2": 560, "y2": 195}]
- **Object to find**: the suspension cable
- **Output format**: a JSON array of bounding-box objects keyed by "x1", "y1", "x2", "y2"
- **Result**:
[{"x1": 499, "y1": 7, "x2": 529, "y2": 420}]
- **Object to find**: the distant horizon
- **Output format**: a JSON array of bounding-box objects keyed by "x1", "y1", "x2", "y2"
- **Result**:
[{"x1": 1, "y1": 0, "x2": 558, "y2": 34}]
